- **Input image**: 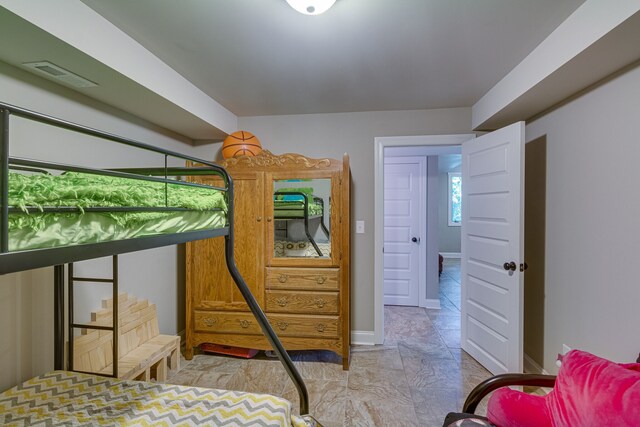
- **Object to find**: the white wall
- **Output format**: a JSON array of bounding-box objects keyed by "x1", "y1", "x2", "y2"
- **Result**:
[
  {"x1": 0, "y1": 267, "x2": 53, "y2": 391},
  {"x1": 425, "y1": 155, "x2": 439, "y2": 301},
  {"x1": 472, "y1": 0, "x2": 640, "y2": 130},
  {"x1": 238, "y1": 108, "x2": 472, "y2": 331},
  {"x1": 438, "y1": 165, "x2": 461, "y2": 254},
  {"x1": 0, "y1": 61, "x2": 215, "y2": 390},
  {"x1": 525, "y1": 62, "x2": 640, "y2": 371},
  {"x1": 0, "y1": 0, "x2": 237, "y2": 138}
]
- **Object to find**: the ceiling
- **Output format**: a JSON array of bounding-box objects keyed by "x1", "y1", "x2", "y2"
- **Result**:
[
  {"x1": 438, "y1": 154, "x2": 461, "y2": 173},
  {"x1": 80, "y1": 0, "x2": 586, "y2": 117}
]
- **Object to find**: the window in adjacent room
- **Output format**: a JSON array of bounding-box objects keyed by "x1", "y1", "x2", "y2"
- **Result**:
[{"x1": 448, "y1": 172, "x2": 461, "y2": 226}]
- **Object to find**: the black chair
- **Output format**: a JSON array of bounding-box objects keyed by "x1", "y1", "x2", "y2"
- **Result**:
[
  {"x1": 443, "y1": 352, "x2": 640, "y2": 427},
  {"x1": 442, "y1": 373, "x2": 555, "y2": 426}
]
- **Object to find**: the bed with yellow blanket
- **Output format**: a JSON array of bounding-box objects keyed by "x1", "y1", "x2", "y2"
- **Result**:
[{"x1": 0, "y1": 371, "x2": 307, "y2": 426}]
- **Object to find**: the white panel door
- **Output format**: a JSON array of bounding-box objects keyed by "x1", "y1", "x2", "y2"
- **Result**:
[
  {"x1": 461, "y1": 122, "x2": 525, "y2": 374},
  {"x1": 383, "y1": 157, "x2": 423, "y2": 306}
]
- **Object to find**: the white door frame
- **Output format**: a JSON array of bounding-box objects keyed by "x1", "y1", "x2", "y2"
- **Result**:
[{"x1": 374, "y1": 134, "x2": 475, "y2": 344}]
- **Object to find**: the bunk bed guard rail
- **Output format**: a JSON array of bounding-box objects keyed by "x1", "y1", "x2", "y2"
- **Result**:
[
  {"x1": 0, "y1": 101, "x2": 312, "y2": 419},
  {"x1": 274, "y1": 190, "x2": 329, "y2": 256}
]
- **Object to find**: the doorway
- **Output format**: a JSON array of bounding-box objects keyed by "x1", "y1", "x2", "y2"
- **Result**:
[
  {"x1": 376, "y1": 124, "x2": 527, "y2": 374},
  {"x1": 383, "y1": 156, "x2": 425, "y2": 307},
  {"x1": 374, "y1": 134, "x2": 474, "y2": 344}
]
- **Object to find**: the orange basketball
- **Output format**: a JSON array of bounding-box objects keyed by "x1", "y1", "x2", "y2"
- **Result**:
[{"x1": 221, "y1": 130, "x2": 262, "y2": 159}]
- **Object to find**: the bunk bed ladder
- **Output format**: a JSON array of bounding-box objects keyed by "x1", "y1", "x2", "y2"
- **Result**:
[
  {"x1": 303, "y1": 210, "x2": 323, "y2": 257},
  {"x1": 274, "y1": 191, "x2": 325, "y2": 256},
  {"x1": 54, "y1": 265, "x2": 65, "y2": 370},
  {"x1": 67, "y1": 255, "x2": 119, "y2": 378},
  {"x1": 318, "y1": 198, "x2": 330, "y2": 239},
  {"x1": 0, "y1": 108, "x2": 9, "y2": 254},
  {"x1": 228, "y1": 185, "x2": 317, "y2": 424}
]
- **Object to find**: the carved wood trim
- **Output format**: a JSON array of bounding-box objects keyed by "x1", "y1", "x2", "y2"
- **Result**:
[{"x1": 218, "y1": 150, "x2": 333, "y2": 169}]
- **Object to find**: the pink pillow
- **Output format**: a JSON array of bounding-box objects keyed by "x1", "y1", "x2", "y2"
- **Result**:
[
  {"x1": 547, "y1": 350, "x2": 640, "y2": 426},
  {"x1": 487, "y1": 350, "x2": 640, "y2": 427},
  {"x1": 487, "y1": 387, "x2": 551, "y2": 427}
]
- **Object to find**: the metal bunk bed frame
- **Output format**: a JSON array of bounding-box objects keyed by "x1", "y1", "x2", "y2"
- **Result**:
[
  {"x1": 274, "y1": 190, "x2": 330, "y2": 256},
  {"x1": 0, "y1": 101, "x2": 314, "y2": 422}
]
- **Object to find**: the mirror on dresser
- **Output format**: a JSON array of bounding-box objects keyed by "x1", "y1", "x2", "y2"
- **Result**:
[{"x1": 272, "y1": 178, "x2": 331, "y2": 259}]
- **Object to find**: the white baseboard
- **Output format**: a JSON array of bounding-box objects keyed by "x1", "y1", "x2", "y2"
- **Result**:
[
  {"x1": 425, "y1": 299, "x2": 441, "y2": 309},
  {"x1": 351, "y1": 330, "x2": 376, "y2": 345},
  {"x1": 524, "y1": 352, "x2": 549, "y2": 375},
  {"x1": 440, "y1": 252, "x2": 461, "y2": 259}
]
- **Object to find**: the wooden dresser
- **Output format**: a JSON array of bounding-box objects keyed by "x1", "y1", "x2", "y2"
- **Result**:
[{"x1": 185, "y1": 151, "x2": 351, "y2": 369}]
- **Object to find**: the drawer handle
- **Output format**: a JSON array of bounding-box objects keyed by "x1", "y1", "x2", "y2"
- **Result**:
[
  {"x1": 316, "y1": 323, "x2": 326, "y2": 333},
  {"x1": 314, "y1": 298, "x2": 326, "y2": 308},
  {"x1": 276, "y1": 321, "x2": 289, "y2": 331},
  {"x1": 276, "y1": 297, "x2": 289, "y2": 307},
  {"x1": 203, "y1": 317, "x2": 217, "y2": 327},
  {"x1": 278, "y1": 274, "x2": 289, "y2": 283},
  {"x1": 239, "y1": 320, "x2": 252, "y2": 329},
  {"x1": 316, "y1": 276, "x2": 327, "y2": 284}
]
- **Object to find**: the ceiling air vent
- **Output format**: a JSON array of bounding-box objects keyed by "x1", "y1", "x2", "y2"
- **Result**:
[{"x1": 22, "y1": 61, "x2": 98, "y2": 88}]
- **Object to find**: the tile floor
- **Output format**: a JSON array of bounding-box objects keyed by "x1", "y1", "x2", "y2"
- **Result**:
[{"x1": 167, "y1": 258, "x2": 492, "y2": 426}]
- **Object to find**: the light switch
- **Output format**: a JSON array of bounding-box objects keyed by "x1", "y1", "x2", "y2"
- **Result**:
[{"x1": 356, "y1": 220, "x2": 365, "y2": 234}]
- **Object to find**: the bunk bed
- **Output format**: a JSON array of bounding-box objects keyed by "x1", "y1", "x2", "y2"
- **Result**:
[
  {"x1": 0, "y1": 102, "x2": 316, "y2": 426},
  {"x1": 273, "y1": 190, "x2": 329, "y2": 256}
]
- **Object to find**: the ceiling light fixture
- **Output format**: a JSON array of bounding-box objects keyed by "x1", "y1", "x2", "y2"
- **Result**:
[{"x1": 286, "y1": 0, "x2": 336, "y2": 15}]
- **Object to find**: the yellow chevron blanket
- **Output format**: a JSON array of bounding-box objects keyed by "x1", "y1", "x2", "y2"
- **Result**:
[{"x1": 0, "y1": 371, "x2": 308, "y2": 426}]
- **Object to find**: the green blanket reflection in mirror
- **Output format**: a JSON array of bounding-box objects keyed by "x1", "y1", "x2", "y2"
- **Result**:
[{"x1": 273, "y1": 201, "x2": 323, "y2": 216}]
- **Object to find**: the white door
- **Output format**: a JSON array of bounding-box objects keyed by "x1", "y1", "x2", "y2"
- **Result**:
[
  {"x1": 461, "y1": 122, "x2": 525, "y2": 374},
  {"x1": 383, "y1": 157, "x2": 424, "y2": 306}
]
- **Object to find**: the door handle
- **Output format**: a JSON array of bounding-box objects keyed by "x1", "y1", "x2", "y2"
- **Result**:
[
  {"x1": 411, "y1": 237, "x2": 420, "y2": 243},
  {"x1": 503, "y1": 261, "x2": 517, "y2": 271}
]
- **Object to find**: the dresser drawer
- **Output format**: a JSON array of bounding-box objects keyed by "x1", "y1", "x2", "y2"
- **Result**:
[
  {"x1": 193, "y1": 311, "x2": 261, "y2": 335},
  {"x1": 266, "y1": 267, "x2": 339, "y2": 290},
  {"x1": 266, "y1": 290, "x2": 339, "y2": 314},
  {"x1": 267, "y1": 314, "x2": 339, "y2": 339}
]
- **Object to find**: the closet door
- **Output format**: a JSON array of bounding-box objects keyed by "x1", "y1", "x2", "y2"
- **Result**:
[{"x1": 186, "y1": 171, "x2": 265, "y2": 312}]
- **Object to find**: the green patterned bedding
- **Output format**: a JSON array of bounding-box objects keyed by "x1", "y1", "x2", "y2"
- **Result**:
[
  {"x1": 8, "y1": 172, "x2": 227, "y2": 251},
  {"x1": 0, "y1": 371, "x2": 308, "y2": 426},
  {"x1": 273, "y1": 188, "x2": 323, "y2": 218},
  {"x1": 273, "y1": 201, "x2": 323, "y2": 217},
  {"x1": 9, "y1": 211, "x2": 225, "y2": 251}
]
